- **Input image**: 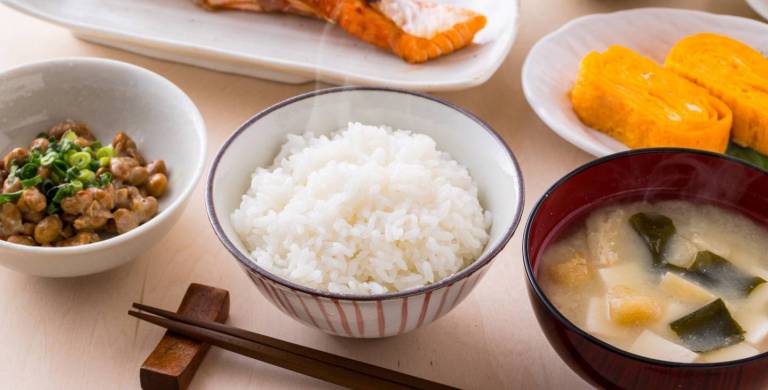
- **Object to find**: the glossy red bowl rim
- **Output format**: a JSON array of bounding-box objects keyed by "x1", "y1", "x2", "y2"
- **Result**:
[
  {"x1": 523, "y1": 147, "x2": 768, "y2": 368},
  {"x1": 206, "y1": 86, "x2": 525, "y2": 302}
]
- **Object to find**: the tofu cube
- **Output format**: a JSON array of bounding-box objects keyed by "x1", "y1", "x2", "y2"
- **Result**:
[
  {"x1": 659, "y1": 272, "x2": 716, "y2": 305},
  {"x1": 651, "y1": 301, "x2": 699, "y2": 340},
  {"x1": 662, "y1": 302, "x2": 698, "y2": 323},
  {"x1": 700, "y1": 342, "x2": 759, "y2": 363},
  {"x1": 597, "y1": 263, "x2": 650, "y2": 290},
  {"x1": 689, "y1": 232, "x2": 732, "y2": 258},
  {"x1": 607, "y1": 286, "x2": 661, "y2": 326},
  {"x1": 734, "y1": 285, "x2": 768, "y2": 347},
  {"x1": 663, "y1": 235, "x2": 697, "y2": 268},
  {"x1": 585, "y1": 297, "x2": 624, "y2": 339},
  {"x1": 629, "y1": 330, "x2": 698, "y2": 363}
]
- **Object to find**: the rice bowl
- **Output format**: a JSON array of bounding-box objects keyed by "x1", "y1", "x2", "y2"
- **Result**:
[{"x1": 207, "y1": 87, "x2": 523, "y2": 337}]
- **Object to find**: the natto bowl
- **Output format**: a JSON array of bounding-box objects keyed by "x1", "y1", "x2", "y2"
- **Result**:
[
  {"x1": 207, "y1": 86, "x2": 524, "y2": 338},
  {"x1": 0, "y1": 58, "x2": 206, "y2": 277},
  {"x1": 523, "y1": 148, "x2": 768, "y2": 389}
]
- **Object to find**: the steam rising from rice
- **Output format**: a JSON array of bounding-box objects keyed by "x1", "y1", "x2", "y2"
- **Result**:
[{"x1": 232, "y1": 123, "x2": 491, "y2": 294}]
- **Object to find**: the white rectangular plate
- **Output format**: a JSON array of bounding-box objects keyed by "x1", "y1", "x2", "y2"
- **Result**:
[{"x1": 2, "y1": 0, "x2": 518, "y2": 91}]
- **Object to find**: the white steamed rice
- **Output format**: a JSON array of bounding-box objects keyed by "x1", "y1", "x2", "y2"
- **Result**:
[{"x1": 231, "y1": 122, "x2": 491, "y2": 295}]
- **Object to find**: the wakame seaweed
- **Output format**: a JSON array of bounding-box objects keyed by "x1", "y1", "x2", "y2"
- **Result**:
[
  {"x1": 684, "y1": 251, "x2": 766, "y2": 297},
  {"x1": 629, "y1": 213, "x2": 676, "y2": 267},
  {"x1": 670, "y1": 299, "x2": 744, "y2": 353}
]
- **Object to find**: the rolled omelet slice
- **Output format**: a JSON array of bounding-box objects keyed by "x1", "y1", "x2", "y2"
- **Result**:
[
  {"x1": 570, "y1": 45, "x2": 732, "y2": 152},
  {"x1": 665, "y1": 33, "x2": 768, "y2": 155}
]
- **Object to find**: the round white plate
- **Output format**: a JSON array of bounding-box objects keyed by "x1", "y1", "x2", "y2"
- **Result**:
[
  {"x1": 521, "y1": 8, "x2": 768, "y2": 157},
  {"x1": 748, "y1": 0, "x2": 768, "y2": 20}
]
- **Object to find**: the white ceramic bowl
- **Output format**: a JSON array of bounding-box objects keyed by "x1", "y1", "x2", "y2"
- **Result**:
[
  {"x1": 0, "y1": 58, "x2": 206, "y2": 277},
  {"x1": 207, "y1": 87, "x2": 524, "y2": 337},
  {"x1": 747, "y1": 0, "x2": 768, "y2": 21},
  {"x1": 522, "y1": 8, "x2": 768, "y2": 157}
]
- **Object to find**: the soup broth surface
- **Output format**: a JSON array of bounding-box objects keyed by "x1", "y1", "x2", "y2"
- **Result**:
[{"x1": 538, "y1": 200, "x2": 768, "y2": 363}]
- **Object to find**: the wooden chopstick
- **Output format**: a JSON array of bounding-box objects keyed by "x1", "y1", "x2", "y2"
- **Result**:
[{"x1": 129, "y1": 303, "x2": 457, "y2": 390}]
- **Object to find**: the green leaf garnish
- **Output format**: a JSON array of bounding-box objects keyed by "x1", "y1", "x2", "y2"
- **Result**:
[{"x1": 726, "y1": 143, "x2": 768, "y2": 171}]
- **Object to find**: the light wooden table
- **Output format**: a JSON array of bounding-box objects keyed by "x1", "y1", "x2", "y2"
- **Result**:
[{"x1": 0, "y1": 1, "x2": 762, "y2": 389}]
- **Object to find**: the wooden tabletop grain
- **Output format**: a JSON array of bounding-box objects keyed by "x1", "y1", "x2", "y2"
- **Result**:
[{"x1": 0, "y1": 1, "x2": 762, "y2": 389}]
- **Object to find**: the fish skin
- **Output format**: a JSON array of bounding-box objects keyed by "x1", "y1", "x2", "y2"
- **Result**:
[{"x1": 197, "y1": 0, "x2": 486, "y2": 63}]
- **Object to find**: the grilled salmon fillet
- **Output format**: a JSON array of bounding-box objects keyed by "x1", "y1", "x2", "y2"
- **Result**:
[{"x1": 197, "y1": 0, "x2": 487, "y2": 63}]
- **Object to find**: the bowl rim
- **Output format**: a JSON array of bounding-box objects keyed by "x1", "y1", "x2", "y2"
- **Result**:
[
  {"x1": 523, "y1": 147, "x2": 768, "y2": 368},
  {"x1": 0, "y1": 57, "x2": 207, "y2": 255},
  {"x1": 206, "y1": 85, "x2": 525, "y2": 301}
]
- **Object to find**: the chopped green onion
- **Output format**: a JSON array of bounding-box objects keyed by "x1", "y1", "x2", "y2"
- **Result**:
[
  {"x1": 51, "y1": 187, "x2": 69, "y2": 204},
  {"x1": 68, "y1": 151, "x2": 91, "y2": 169},
  {"x1": 70, "y1": 180, "x2": 83, "y2": 193},
  {"x1": 0, "y1": 191, "x2": 22, "y2": 205},
  {"x1": 57, "y1": 139, "x2": 75, "y2": 154},
  {"x1": 61, "y1": 130, "x2": 78, "y2": 142},
  {"x1": 21, "y1": 175, "x2": 42, "y2": 188},
  {"x1": 40, "y1": 152, "x2": 57, "y2": 166},
  {"x1": 99, "y1": 157, "x2": 111, "y2": 167},
  {"x1": 95, "y1": 145, "x2": 115, "y2": 159},
  {"x1": 65, "y1": 166, "x2": 80, "y2": 182},
  {"x1": 51, "y1": 182, "x2": 79, "y2": 205},
  {"x1": 88, "y1": 160, "x2": 100, "y2": 171},
  {"x1": 29, "y1": 150, "x2": 42, "y2": 164},
  {"x1": 90, "y1": 141, "x2": 102, "y2": 150},
  {"x1": 18, "y1": 163, "x2": 39, "y2": 180},
  {"x1": 51, "y1": 160, "x2": 68, "y2": 183},
  {"x1": 98, "y1": 172, "x2": 113, "y2": 187},
  {"x1": 7, "y1": 164, "x2": 18, "y2": 180},
  {"x1": 77, "y1": 169, "x2": 96, "y2": 183}
]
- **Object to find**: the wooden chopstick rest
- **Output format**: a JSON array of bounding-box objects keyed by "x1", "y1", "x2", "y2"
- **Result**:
[
  {"x1": 139, "y1": 283, "x2": 230, "y2": 390},
  {"x1": 130, "y1": 304, "x2": 458, "y2": 390}
]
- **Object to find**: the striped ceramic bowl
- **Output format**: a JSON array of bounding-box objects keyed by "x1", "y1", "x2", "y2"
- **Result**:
[{"x1": 206, "y1": 87, "x2": 524, "y2": 338}]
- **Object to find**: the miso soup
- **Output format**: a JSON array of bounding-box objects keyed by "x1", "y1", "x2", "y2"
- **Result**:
[{"x1": 538, "y1": 200, "x2": 768, "y2": 363}]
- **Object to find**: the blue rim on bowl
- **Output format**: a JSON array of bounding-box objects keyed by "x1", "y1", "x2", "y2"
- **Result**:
[{"x1": 206, "y1": 86, "x2": 525, "y2": 301}]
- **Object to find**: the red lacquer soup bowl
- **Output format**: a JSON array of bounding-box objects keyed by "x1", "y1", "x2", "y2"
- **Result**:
[{"x1": 523, "y1": 148, "x2": 768, "y2": 390}]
